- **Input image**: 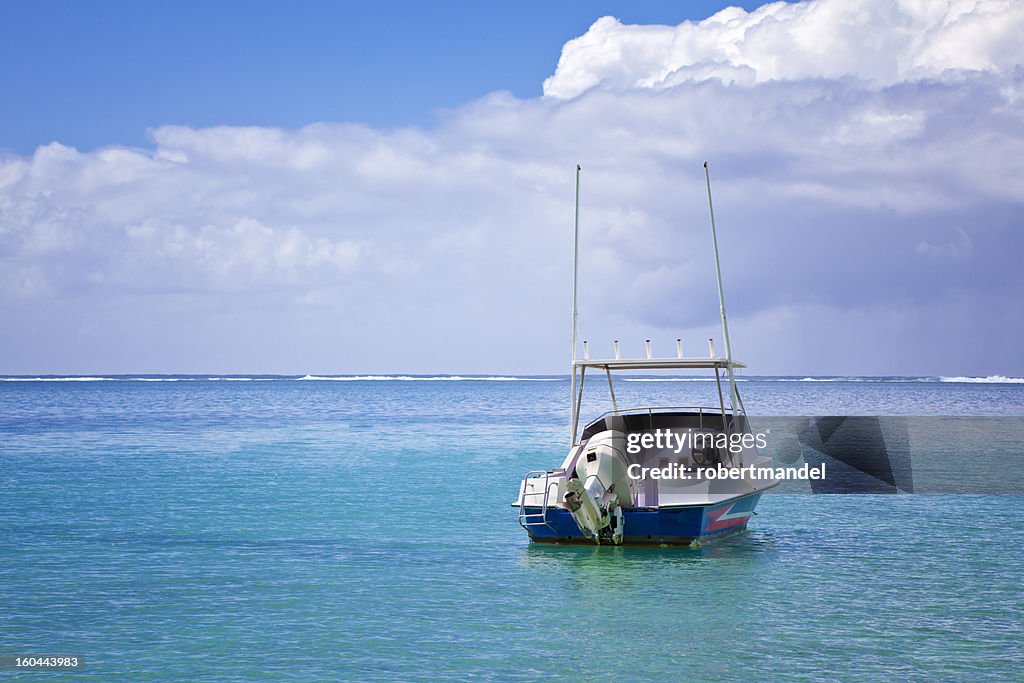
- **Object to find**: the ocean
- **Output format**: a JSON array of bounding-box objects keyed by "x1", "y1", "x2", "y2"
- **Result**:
[{"x1": 2, "y1": 376, "x2": 1023, "y2": 681}]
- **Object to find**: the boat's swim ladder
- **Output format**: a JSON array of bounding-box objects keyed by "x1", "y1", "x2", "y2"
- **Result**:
[{"x1": 517, "y1": 470, "x2": 561, "y2": 532}]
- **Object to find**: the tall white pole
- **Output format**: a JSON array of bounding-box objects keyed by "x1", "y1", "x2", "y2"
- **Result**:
[
  {"x1": 703, "y1": 161, "x2": 741, "y2": 415},
  {"x1": 570, "y1": 164, "x2": 582, "y2": 441}
]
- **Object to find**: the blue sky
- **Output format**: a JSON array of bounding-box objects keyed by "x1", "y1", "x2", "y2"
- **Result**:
[
  {"x1": 1, "y1": 1, "x2": 765, "y2": 153},
  {"x1": 1, "y1": 0, "x2": 1023, "y2": 376}
]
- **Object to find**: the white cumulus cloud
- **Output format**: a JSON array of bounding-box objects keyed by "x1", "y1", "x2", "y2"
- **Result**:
[{"x1": 543, "y1": 0, "x2": 1024, "y2": 98}]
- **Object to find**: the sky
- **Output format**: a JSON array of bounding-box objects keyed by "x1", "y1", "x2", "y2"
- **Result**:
[{"x1": 1, "y1": 0, "x2": 1022, "y2": 376}]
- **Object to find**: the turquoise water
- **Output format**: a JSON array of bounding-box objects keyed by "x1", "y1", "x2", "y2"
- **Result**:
[{"x1": 2, "y1": 378, "x2": 1023, "y2": 680}]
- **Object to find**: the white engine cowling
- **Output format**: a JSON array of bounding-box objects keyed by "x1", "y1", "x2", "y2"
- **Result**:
[{"x1": 563, "y1": 431, "x2": 634, "y2": 543}]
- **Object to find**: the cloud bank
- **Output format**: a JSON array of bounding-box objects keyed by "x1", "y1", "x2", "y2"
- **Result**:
[
  {"x1": 544, "y1": 0, "x2": 1024, "y2": 96},
  {"x1": 2, "y1": 0, "x2": 1023, "y2": 375}
]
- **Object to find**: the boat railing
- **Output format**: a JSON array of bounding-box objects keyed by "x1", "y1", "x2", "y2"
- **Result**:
[{"x1": 517, "y1": 469, "x2": 565, "y2": 532}]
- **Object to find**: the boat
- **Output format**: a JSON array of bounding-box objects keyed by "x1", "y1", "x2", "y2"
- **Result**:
[{"x1": 515, "y1": 163, "x2": 780, "y2": 545}]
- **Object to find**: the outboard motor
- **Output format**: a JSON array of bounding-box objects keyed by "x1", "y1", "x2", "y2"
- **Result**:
[{"x1": 563, "y1": 431, "x2": 634, "y2": 544}]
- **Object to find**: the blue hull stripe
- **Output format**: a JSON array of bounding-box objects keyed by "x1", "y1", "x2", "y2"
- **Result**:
[{"x1": 523, "y1": 492, "x2": 763, "y2": 544}]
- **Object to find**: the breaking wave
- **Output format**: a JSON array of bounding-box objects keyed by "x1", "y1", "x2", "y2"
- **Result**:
[
  {"x1": 0, "y1": 376, "x2": 117, "y2": 382},
  {"x1": 3, "y1": 374, "x2": 1022, "y2": 384},
  {"x1": 297, "y1": 375, "x2": 560, "y2": 382},
  {"x1": 938, "y1": 375, "x2": 1024, "y2": 384},
  {"x1": 626, "y1": 376, "x2": 1024, "y2": 384}
]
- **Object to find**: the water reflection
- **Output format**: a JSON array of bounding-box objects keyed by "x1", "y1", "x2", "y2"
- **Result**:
[{"x1": 520, "y1": 528, "x2": 777, "y2": 574}]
